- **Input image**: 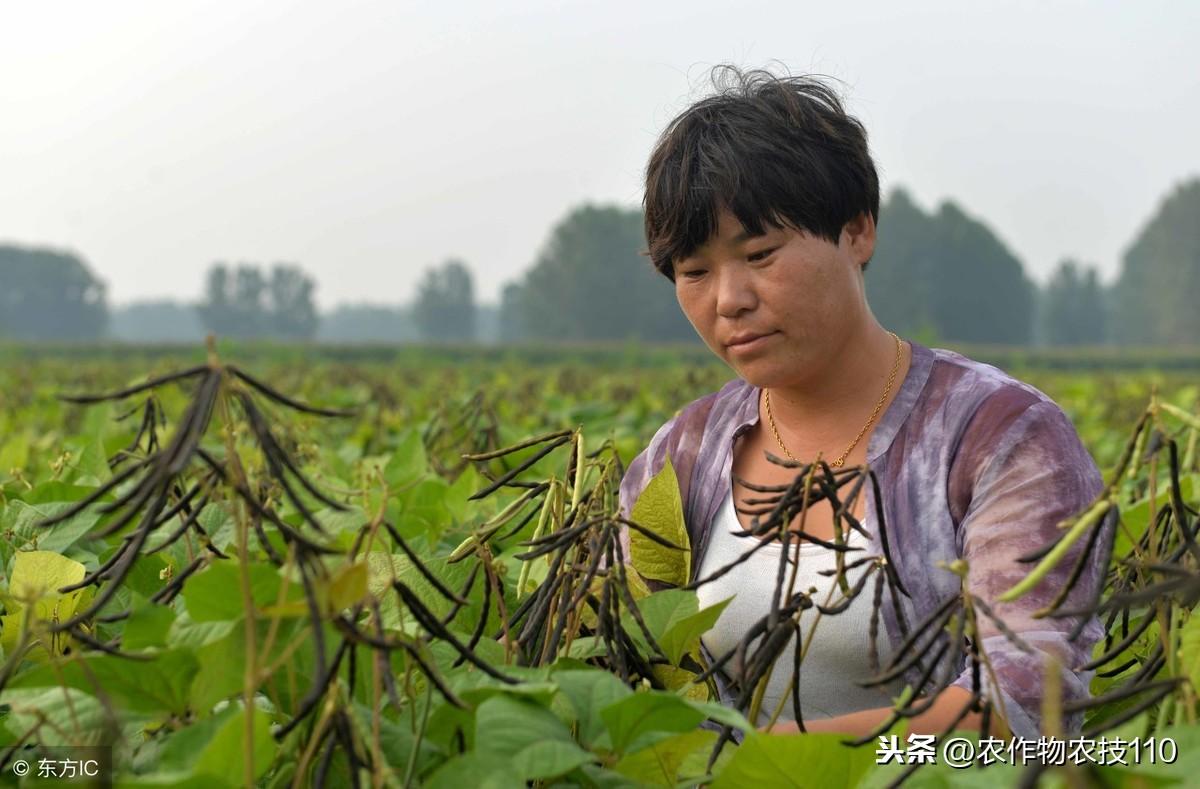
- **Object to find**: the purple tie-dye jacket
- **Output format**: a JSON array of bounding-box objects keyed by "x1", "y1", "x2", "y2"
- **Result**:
[{"x1": 617, "y1": 341, "x2": 1109, "y2": 738}]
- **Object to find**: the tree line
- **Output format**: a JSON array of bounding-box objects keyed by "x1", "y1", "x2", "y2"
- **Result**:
[{"x1": 2, "y1": 178, "x2": 1197, "y2": 347}]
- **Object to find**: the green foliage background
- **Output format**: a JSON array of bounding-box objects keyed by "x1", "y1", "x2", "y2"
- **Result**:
[{"x1": 0, "y1": 346, "x2": 1198, "y2": 787}]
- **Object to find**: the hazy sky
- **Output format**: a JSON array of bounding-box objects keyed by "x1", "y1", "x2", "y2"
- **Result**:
[{"x1": 3, "y1": 1, "x2": 1197, "y2": 309}]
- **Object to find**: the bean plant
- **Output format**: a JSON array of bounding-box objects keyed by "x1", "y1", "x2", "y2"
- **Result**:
[{"x1": 0, "y1": 347, "x2": 1198, "y2": 788}]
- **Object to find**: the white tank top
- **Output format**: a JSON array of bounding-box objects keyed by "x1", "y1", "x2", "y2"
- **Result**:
[{"x1": 695, "y1": 489, "x2": 907, "y2": 726}]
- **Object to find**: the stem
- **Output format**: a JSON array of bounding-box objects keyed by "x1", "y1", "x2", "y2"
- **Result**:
[
  {"x1": 517, "y1": 478, "x2": 557, "y2": 599},
  {"x1": 962, "y1": 591, "x2": 1012, "y2": 738},
  {"x1": 259, "y1": 542, "x2": 298, "y2": 676},
  {"x1": 403, "y1": 684, "x2": 433, "y2": 788},
  {"x1": 1148, "y1": 422, "x2": 1159, "y2": 566},
  {"x1": 259, "y1": 628, "x2": 314, "y2": 684},
  {"x1": 292, "y1": 689, "x2": 340, "y2": 789},
  {"x1": 782, "y1": 462, "x2": 819, "y2": 614},
  {"x1": 218, "y1": 373, "x2": 260, "y2": 789},
  {"x1": 480, "y1": 549, "x2": 514, "y2": 663},
  {"x1": 1154, "y1": 676, "x2": 1174, "y2": 734},
  {"x1": 764, "y1": 568, "x2": 843, "y2": 730}
]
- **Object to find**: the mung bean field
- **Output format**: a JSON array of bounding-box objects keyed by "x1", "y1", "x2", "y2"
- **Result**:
[{"x1": 1, "y1": 343, "x2": 1198, "y2": 788}]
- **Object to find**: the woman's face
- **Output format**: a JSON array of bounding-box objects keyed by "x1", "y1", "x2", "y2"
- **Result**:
[{"x1": 672, "y1": 207, "x2": 875, "y2": 390}]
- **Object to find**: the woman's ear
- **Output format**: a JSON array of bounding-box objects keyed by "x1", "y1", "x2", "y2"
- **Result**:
[{"x1": 842, "y1": 212, "x2": 877, "y2": 267}]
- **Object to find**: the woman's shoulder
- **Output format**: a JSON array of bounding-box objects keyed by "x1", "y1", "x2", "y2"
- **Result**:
[
  {"x1": 649, "y1": 376, "x2": 755, "y2": 445},
  {"x1": 892, "y1": 343, "x2": 1090, "y2": 479},
  {"x1": 918, "y1": 345, "x2": 1098, "y2": 494},
  {"x1": 618, "y1": 377, "x2": 754, "y2": 517},
  {"x1": 921, "y1": 345, "x2": 1062, "y2": 428}
]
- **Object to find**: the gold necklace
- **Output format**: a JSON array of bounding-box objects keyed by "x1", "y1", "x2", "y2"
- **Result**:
[{"x1": 763, "y1": 331, "x2": 903, "y2": 468}]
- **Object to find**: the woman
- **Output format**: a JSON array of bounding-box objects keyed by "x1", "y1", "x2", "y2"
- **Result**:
[{"x1": 618, "y1": 66, "x2": 1109, "y2": 740}]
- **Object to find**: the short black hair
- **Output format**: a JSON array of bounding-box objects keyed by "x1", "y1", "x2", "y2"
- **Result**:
[{"x1": 643, "y1": 65, "x2": 880, "y2": 280}]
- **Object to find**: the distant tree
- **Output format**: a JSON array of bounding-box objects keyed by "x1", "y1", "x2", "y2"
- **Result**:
[
  {"x1": 501, "y1": 204, "x2": 696, "y2": 342},
  {"x1": 867, "y1": 189, "x2": 938, "y2": 341},
  {"x1": 318, "y1": 304, "x2": 418, "y2": 343},
  {"x1": 197, "y1": 261, "x2": 318, "y2": 340},
  {"x1": 1040, "y1": 259, "x2": 1107, "y2": 346},
  {"x1": 475, "y1": 304, "x2": 502, "y2": 345},
  {"x1": 110, "y1": 300, "x2": 205, "y2": 343},
  {"x1": 0, "y1": 245, "x2": 108, "y2": 341},
  {"x1": 930, "y1": 201, "x2": 1033, "y2": 345},
  {"x1": 269, "y1": 264, "x2": 319, "y2": 339},
  {"x1": 867, "y1": 189, "x2": 1034, "y2": 344},
  {"x1": 233, "y1": 266, "x2": 268, "y2": 337},
  {"x1": 198, "y1": 264, "x2": 237, "y2": 336},
  {"x1": 413, "y1": 259, "x2": 476, "y2": 343},
  {"x1": 499, "y1": 282, "x2": 527, "y2": 342},
  {"x1": 1112, "y1": 178, "x2": 1200, "y2": 346}
]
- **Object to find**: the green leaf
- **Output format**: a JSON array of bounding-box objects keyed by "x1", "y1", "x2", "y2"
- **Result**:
[
  {"x1": 66, "y1": 435, "x2": 113, "y2": 485},
  {"x1": 625, "y1": 588, "x2": 696, "y2": 642},
  {"x1": 1, "y1": 499, "x2": 100, "y2": 557},
  {"x1": 191, "y1": 617, "x2": 310, "y2": 713},
  {"x1": 21, "y1": 482, "x2": 106, "y2": 507},
  {"x1": 115, "y1": 552, "x2": 171, "y2": 600},
  {"x1": 444, "y1": 465, "x2": 491, "y2": 524},
  {"x1": 1, "y1": 687, "x2": 148, "y2": 746},
  {"x1": 473, "y1": 694, "x2": 593, "y2": 779},
  {"x1": 193, "y1": 705, "x2": 278, "y2": 786},
  {"x1": 327, "y1": 560, "x2": 369, "y2": 611},
  {"x1": 622, "y1": 588, "x2": 732, "y2": 665},
  {"x1": 363, "y1": 551, "x2": 405, "y2": 629},
  {"x1": 167, "y1": 616, "x2": 237, "y2": 649},
  {"x1": 7, "y1": 549, "x2": 86, "y2": 602},
  {"x1": 600, "y1": 691, "x2": 706, "y2": 755},
  {"x1": 1, "y1": 550, "x2": 91, "y2": 659},
  {"x1": 1112, "y1": 476, "x2": 1199, "y2": 560},
  {"x1": 711, "y1": 732, "x2": 876, "y2": 789},
  {"x1": 1113, "y1": 496, "x2": 1150, "y2": 557},
  {"x1": 660, "y1": 596, "x2": 732, "y2": 665},
  {"x1": 1180, "y1": 608, "x2": 1200, "y2": 695},
  {"x1": 0, "y1": 432, "x2": 30, "y2": 473},
  {"x1": 153, "y1": 704, "x2": 237, "y2": 774},
  {"x1": 395, "y1": 477, "x2": 452, "y2": 538},
  {"x1": 509, "y1": 741, "x2": 594, "y2": 781},
  {"x1": 182, "y1": 560, "x2": 290, "y2": 622},
  {"x1": 682, "y1": 699, "x2": 753, "y2": 734},
  {"x1": 456, "y1": 679, "x2": 560, "y2": 709},
  {"x1": 553, "y1": 669, "x2": 633, "y2": 746},
  {"x1": 388, "y1": 551, "x2": 475, "y2": 623},
  {"x1": 424, "y1": 753, "x2": 525, "y2": 789},
  {"x1": 564, "y1": 636, "x2": 607, "y2": 660},
  {"x1": 348, "y1": 701, "x2": 445, "y2": 779},
  {"x1": 629, "y1": 456, "x2": 690, "y2": 587},
  {"x1": 198, "y1": 504, "x2": 237, "y2": 554},
  {"x1": 575, "y1": 764, "x2": 643, "y2": 788},
  {"x1": 6, "y1": 648, "x2": 198, "y2": 715},
  {"x1": 651, "y1": 665, "x2": 710, "y2": 702},
  {"x1": 614, "y1": 728, "x2": 717, "y2": 787},
  {"x1": 190, "y1": 633, "x2": 250, "y2": 714},
  {"x1": 387, "y1": 429, "x2": 431, "y2": 486},
  {"x1": 307, "y1": 505, "x2": 368, "y2": 536},
  {"x1": 123, "y1": 599, "x2": 176, "y2": 650}
]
